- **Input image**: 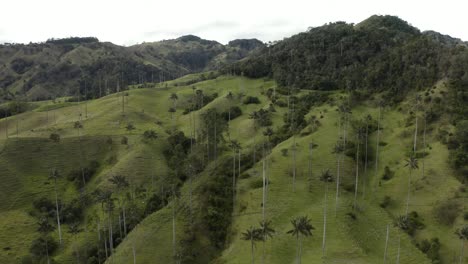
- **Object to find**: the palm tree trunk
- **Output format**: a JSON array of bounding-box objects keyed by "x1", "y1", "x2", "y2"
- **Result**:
[
  {"x1": 374, "y1": 106, "x2": 381, "y2": 189},
  {"x1": 459, "y1": 239, "x2": 464, "y2": 264},
  {"x1": 422, "y1": 113, "x2": 426, "y2": 179},
  {"x1": 322, "y1": 182, "x2": 328, "y2": 258},
  {"x1": 296, "y1": 235, "x2": 300, "y2": 264},
  {"x1": 363, "y1": 121, "x2": 369, "y2": 199},
  {"x1": 54, "y1": 179, "x2": 62, "y2": 244},
  {"x1": 383, "y1": 224, "x2": 389, "y2": 264},
  {"x1": 45, "y1": 237, "x2": 50, "y2": 264},
  {"x1": 123, "y1": 205, "x2": 127, "y2": 236},
  {"x1": 251, "y1": 239, "x2": 255, "y2": 264},
  {"x1": 299, "y1": 235, "x2": 303, "y2": 264},
  {"x1": 132, "y1": 244, "x2": 137, "y2": 264},
  {"x1": 405, "y1": 169, "x2": 412, "y2": 217},
  {"x1": 413, "y1": 116, "x2": 418, "y2": 154},
  {"x1": 172, "y1": 188, "x2": 176, "y2": 263},
  {"x1": 308, "y1": 143, "x2": 313, "y2": 191},
  {"x1": 262, "y1": 159, "x2": 266, "y2": 222},
  {"x1": 233, "y1": 151, "x2": 236, "y2": 205},
  {"x1": 354, "y1": 139, "x2": 360, "y2": 211},
  {"x1": 396, "y1": 232, "x2": 401, "y2": 264},
  {"x1": 292, "y1": 135, "x2": 296, "y2": 192},
  {"x1": 335, "y1": 153, "x2": 341, "y2": 217}
]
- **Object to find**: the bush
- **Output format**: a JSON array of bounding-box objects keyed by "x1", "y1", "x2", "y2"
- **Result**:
[
  {"x1": 121, "y1": 136, "x2": 128, "y2": 145},
  {"x1": 143, "y1": 130, "x2": 158, "y2": 140},
  {"x1": 144, "y1": 193, "x2": 164, "y2": 216},
  {"x1": 382, "y1": 166, "x2": 394, "y2": 180},
  {"x1": 67, "y1": 161, "x2": 100, "y2": 187},
  {"x1": 243, "y1": 96, "x2": 260, "y2": 104},
  {"x1": 30, "y1": 236, "x2": 58, "y2": 257},
  {"x1": 380, "y1": 195, "x2": 392, "y2": 208},
  {"x1": 49, "y1": 133, "x2": 60, "y2": 142},
  {"x1": 221, "y1": 106, "x2": 242, "y2": 121},
  {"x1": 417, "y1": 237, "x2": 441, "y2": 263},
  {"x1": 394, "y1": 211, "x2": 425, "y2": 236},
  {"x1": 434, "y1": 199, "x2": 460, "y2": 226}
]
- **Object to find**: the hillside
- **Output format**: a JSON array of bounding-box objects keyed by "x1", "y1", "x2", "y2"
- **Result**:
[
  {"x1": 0, "y1": 14, "x2": 467, "y2": 264},
  {"x1": 0, "y1": 36, "x2": 264, "y2": 101}
]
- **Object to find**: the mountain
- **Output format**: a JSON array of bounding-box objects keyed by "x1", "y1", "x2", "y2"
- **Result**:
[
  {"x1": 0, "y1": 35, "x2": 264, "y2": 101},
  {"x1": 227, "y1": 15, "x2": 467, "y2": 103}
]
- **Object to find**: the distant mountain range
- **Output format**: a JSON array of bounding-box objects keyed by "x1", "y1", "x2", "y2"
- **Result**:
[{"x1": 0, "y1": 35, "x2": 264, "y2": 100}]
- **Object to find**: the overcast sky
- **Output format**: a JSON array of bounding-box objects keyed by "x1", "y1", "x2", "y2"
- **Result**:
[{"x1": 1, "y1": 0, "x2": 466, "y2": 46}]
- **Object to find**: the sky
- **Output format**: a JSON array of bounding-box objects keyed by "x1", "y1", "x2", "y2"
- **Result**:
[{"x1": 0, "y1": 0, "x2": 467, "y2": 46}]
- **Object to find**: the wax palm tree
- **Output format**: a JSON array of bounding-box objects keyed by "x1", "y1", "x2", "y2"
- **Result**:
[
  {"x1": 68, "y1": 222, "x2": 83, "y2": 263},
  {"x1": 404, "y1": 156, "x2": 419, "y2": 216},
  {"x1": 37, "y1": 216, "x2": 54, "y2": 264},
  {"x1": 230, "y1": 140, "x2": 241, "y2": 204},
  {"x1": 49, "y1": 168, "x2": 63, "y2": 244},
  {"x1": 455, "y1": 225, "x2": 468, "y2": 264},
  {"x1": 170, "y1": 93, "x2": 178, "y2": 108},
  {"x1": 259, "y1": 220, "x2": 275, "y2": 263},
  {"x1": 242, "y1": 226, "x2": 263, "y2": 264},
  {"x1": 287, "y1": 216, "x2": 315, "y2": 264},
  {"x1": 109, "y1": 175, "x2": 129, "y2": 237}
]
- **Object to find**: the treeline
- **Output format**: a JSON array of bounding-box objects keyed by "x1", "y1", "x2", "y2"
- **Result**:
[
  {"x1": 46, "y1": 37, "x2": 99, "y2": 45},
  {"x1": 226, "y1": 15, "x2": 468, "y2": 104}
]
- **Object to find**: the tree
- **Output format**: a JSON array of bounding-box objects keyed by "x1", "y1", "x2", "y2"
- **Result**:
[
  {"x1": 287, "y1": 216, "x2": 314, "y2": 264},
  {"x1": 68, "y1": 222, "x2": 83, "y2": 263},
  {"x1": 109, "y1": 175, "x2": 129, "y2": 238},
  {"x1": 126, "y1": 123, "x2": 136, "y2": 134},
  {"x1": 49, "y1": 169, "x2": 63, "y2": 245},
  {"x1": 241, "y1": 226, "x2": 263, "y2": 264},
  {"x1": 37, "y1": 217, "x2": 54, "y2": 264},
  {"x1": 143, "y1": 130, "x2": 158, "y2": 140},
  {"x1": 49, "y1": 133, "x2": 60, "y2": 143},
  {"x1": 170, "y1": 92, "x2": 178, "y2": 109},
  {"x1": 404, "y1": 156, "x2": 419, "y2": 217},
  {"x1": 259, "y1": 220, "x2": 275, "y2": 263},
  {"x1": 230, "y1": 140, "x2": 241, "y2": 204},
  {"x1": 455, "y1": 225, "x2": 468, "y2": 264}
]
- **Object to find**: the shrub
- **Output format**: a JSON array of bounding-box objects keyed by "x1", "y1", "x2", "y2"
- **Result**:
[
  {"x1": 394, "y1": 211, "x2": 425, "y2": 236},
  {"x1": 281, "y1": 148, "x2": 288, "y2": 156},
  {"x1": 382, "y1": 166, "x2": 394, "y2": 180},
  {"x1": 49, "y1": 133, "x2": 60, "y2": 142},
  {"x1": 221, "y1": 106, "x2": 242, "y2": 121},
  {"x1": 121, "y1": 136, "x2": 128, "y2": 145},
  {"x1": 434, "y1": 199, "x2": 460, "y2": 226},
  {"x1": 417, "y1": 237, "x2": 441, "y2": 263},
  {"x1": 74, "y1": 121, "x2": 83, "y2": 129},
  {"x1": 380, "y1": 195, "x2": 392, "y2": 208},
  {"x1": 144, "y1": 193, "x2": 164, "y2": 216},
  {"x1": 30, "y1": 236, "x2": 58, "y2": 257},
  {"x1": 143, "y1": 130, "x2": 158, "y2": 140},
  {"x1": 243, "y1": 96, "x2": 260, "y2": 104}
]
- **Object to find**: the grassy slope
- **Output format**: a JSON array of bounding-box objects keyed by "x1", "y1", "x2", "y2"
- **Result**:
[{"x1": 0, "y1": 74, "x2": 465, "y2": 263}]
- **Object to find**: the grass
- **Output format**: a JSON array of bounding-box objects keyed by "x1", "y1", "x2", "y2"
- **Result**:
[{"x1": 0, "y1": 74, "x2": 465, "y2": 263}]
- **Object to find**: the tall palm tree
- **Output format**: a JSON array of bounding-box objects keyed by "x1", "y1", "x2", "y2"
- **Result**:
[
  {"x1": 242, "y1": 226, "x2": 263, "y2": 264},
  {"x1": 37, "y1": 216, "x2": 54, "y2": 264},
  {"x1": 259, "y1": 220, "x2": 275, "y2": 264},
  {"x1": 287, "y1": 216, "x2": 315, "y2": 264},
  {"x1": 49, "y1": 169, "x2": 63, "y2": 244},
  {"x1": 170, "y1": 93, "x2": 178, "y2": 109},
  {"x1": 455, "y1": 225, "x2": 468, "y2": 264},
  {"x1": 230, "y1": 140, "x2": 241, "y2": 204},
  {"x1": 109, "y1": 175, "x2": 129, "y2": 237},
  {"x1": 404, "y1": 156, "x2": 419, "y2": 217},
  {"x1": 68, "y1": 222, "x2": 83, "y2": 263}
]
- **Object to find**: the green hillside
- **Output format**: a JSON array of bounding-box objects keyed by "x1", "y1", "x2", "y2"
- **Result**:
[{"x1": 0, "y1": 72, "x2": 466, "y2": 264}]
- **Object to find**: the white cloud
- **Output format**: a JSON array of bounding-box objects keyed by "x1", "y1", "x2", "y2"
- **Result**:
[{"x1": 1, "y1": 0, "x2": 467, "y2": 45}]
